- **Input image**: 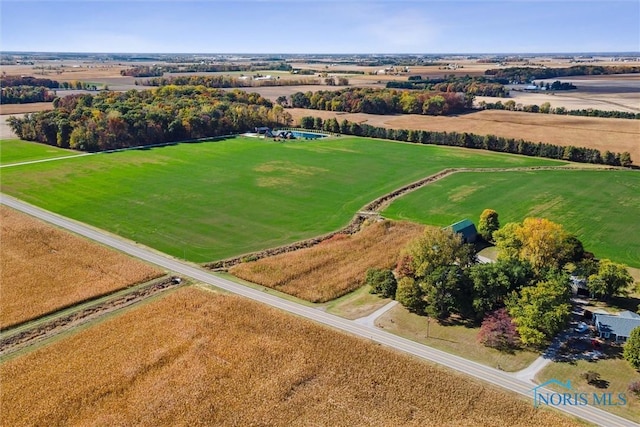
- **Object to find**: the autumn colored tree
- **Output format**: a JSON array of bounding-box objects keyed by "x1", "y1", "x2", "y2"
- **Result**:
[
  {"x1": 494, "y1": 218, "x2": 572, "y2": 272},
  {"x1": 396, "y1": 227, "x2": 475, "y2": 319},
  {"x1": 477, "y1": 308, "x2": 520, "y2": 350},
  {"x1": 395, "y1": 276, "x2": 424, "y2": 313},
  {"x1": 366, "y1": 268, "x2": 397, "y2": 299},
  {"x1": 624, "y1": 327, "x2": 640, "y2": 370},
  {"x1": 506, "y1": 274, "x2": 571, "y2": 347},
  {"x1": 478, "y1": 209, "x2": 499, "y2": 242},
  {"x1": 588, "y1": 259, "x2": 634, "y2": 300}
]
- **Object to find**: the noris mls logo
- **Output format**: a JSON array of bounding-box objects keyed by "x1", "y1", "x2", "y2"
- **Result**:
[{"x1": 532, "y1": 379, "x2": 627, "y2": 408}]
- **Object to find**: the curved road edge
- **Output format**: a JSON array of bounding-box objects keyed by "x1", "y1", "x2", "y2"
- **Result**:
[{"x1": 1, "y1": 193, "x2": 636, "y2": 427}]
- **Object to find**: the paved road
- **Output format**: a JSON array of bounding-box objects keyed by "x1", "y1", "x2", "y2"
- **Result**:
[{"x1": 1, "y1": 194, "x2": 636, "y2": 427}]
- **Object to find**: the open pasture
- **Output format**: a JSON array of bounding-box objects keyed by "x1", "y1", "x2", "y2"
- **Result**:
[
  {"x1": 0, "y1": 137, "x2": 562, "y2": 262},
  {"x1": 0, "y1": 206, "x2": 163, "y2": 329},
  {"x1": 230, "y1": 220, "x2": 425, "y2": 302},
  {"x1": 0, "y1": 286, "x2": 580, "y2": 427},
  {"x1": 0, "y1": 138, "x2": 77, "y2": 165},
  {"x1": 383, "y1": 169, "x2": 640, "y2": 267}
]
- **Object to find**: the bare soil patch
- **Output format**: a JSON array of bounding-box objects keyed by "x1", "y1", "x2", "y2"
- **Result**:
[
  {"x1": 288, "y1": 108, "x2": 640, "y2": 162},
  {"x1": 0, "y1": 206, "x2": 164, "y2": 329},
  {"x1": 0, "y1": 103, "x2": 53, "y2": 116},
  {"x1": 230, "y1": 220, "x2": 424, "y2": 302},
  {"x1": 0, "y1": 286, "x2": 579, "y2": 427}
]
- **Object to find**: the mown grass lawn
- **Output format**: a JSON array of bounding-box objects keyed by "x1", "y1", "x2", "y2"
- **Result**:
[
  {"x1": 536, "y1": 356, "x2": 640, "y2": 423},
  {"x1": 0, "y1": 137, "x2": 563, "y2": 262},
  {"x1": 383, "y1": 169, "x2": 640, "y2": 268},
  {"x1": 376, "y1": 304, "x2": 540, "y2": 372},
  {"x1": 0, "y1": 139, "x2": 78, "y2": 164}
]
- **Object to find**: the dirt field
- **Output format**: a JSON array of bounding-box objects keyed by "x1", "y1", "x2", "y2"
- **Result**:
[
  {"x1": 0, "y1": 286, "x2": 580, "y2": 427},
  {"x1": 0, "y1": 103, "x2": 53, "y2": 116},
  {"x1": 230, "y1": 220, "x2": 425, "y2": 302},
  {"x1": 0, "y1": 206, "x2": 163, "y2": 329},
  {"x1": 288, "y1": 108, "x2": 640, "y2": 163}
]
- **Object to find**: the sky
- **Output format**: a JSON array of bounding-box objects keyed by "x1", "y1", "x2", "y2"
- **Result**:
[{"x1": 1, "y1": 0, "x2": 639, "y2": 54}]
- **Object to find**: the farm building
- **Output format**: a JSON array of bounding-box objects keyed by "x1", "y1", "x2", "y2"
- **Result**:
[
  {"x1": 448, "y1": 219, "x2": 478, "y2": 243},
  {"x1": 570, "y1": 275, "x2": 589, "y2": 297},
  {"x1": 254, "y1": 127, "x2": 274, "y2": 137},
  {"x1": 593, "y1": 311, "x2": 640, "y2": 342}
]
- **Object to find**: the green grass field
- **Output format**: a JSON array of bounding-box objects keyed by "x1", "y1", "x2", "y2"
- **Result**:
[
  {"x1": 0, "y1": 137, "x2": 562, "y2": 262},
  {"x1": 383, "y1": 169, "x2": 640, "y2": 267},
  {"x1": 0, "y1": 139, "x2": 78, "y2": 165}
]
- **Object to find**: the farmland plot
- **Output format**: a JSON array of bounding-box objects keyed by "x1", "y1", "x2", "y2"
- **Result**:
[
  {"x1": 0, "y1": 206, "x2": 163, "y2": 328},
  {"x1": 0, "y1": 287, "x2": 580, "y2": 427}
]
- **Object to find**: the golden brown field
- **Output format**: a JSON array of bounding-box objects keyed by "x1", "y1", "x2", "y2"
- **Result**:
[
  {"x1": 0, "y1": 103, "x2": 54, "y2": 115},
  {"x1": 0, "y1": 206, "x2": 163, "y2": 329},
  {"x1": 288, "y1": 108, "x2": 640, "y2": 162},
  {"x1": 0, "y1": 287, "x2": 579, "y2": 427},
  {"x1": 230, "y1": 220, "x2": 424, "y2": 302}
]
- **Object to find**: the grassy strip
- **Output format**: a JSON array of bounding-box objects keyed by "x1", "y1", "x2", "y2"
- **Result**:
[
  {"x1": 376, "y1": 304, "x2": 540, "y2": 372},
  {"x1": 0, "y1": 139, "x2": 77, "y2": 164},
  {"x1": 537, "y1": 357, "x2": 640, "y2": 423}
]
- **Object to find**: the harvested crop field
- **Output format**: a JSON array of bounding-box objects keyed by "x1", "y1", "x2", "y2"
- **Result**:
[
  {"x1": 0, "y1": 102, "x2": 53, "y2": 116},
  {"x1": 288, "y1": 108, "x2": 640, "y2": 163},
  {"x1": 0, "y1": 206, "x2": 163, "y2": 329},
  {"x1": 230, "y1": 220, "x2": 425, "y2": 302},
  {"x1": 0, "y1": 286, "x2": 579, "y2": 427}
]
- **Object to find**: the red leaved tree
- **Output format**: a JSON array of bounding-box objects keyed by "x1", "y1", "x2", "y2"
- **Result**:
[{"x1": 477, "y1": 308, "x2": 520, "y2": 350}]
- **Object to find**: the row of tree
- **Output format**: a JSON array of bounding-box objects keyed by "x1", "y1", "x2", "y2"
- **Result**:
[
  {"x1": 485, "y1": 65, "x2": 640, "y2": 83},
  {"x1": 139, "y1": 75, "x2": 321, "y2": 88},
  {"x1": 478, "y1": 100, "x2": 640, "y2": 119},
  {"x1": 0, "y1": 76, "x2": 102, "y2": 104},
  {"x1": 290, "y1": 88, "x2": 470, "y2": 115},
  {"x1": 387, "y1": 75, "x2": 509, "y2": 97},
  {"x1": 0, "y1": 75, "x2": 60, "y2": 88},
  {"x1": 8, "y1": 86, "x2": 292, "y2": 152},
  {"x1": 297, "y1": 116, "x2": 633, "y2": 166},
  {"x1": 1, "y1": 86, "x2": 56, "y2": 104},
  {"x1": 120, "y1": 62, "x2": 293, "y2": 77}
]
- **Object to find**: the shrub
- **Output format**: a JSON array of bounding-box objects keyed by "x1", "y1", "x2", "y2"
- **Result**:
[
  {"x1": 366, "y1": 268, "x2": 397, "y2": 299},
  {"x1": 628, "y1": 381, "x2": 640, "y2": 397},
  {"x1": 582, "y1": 371, "x2": 600, "y2": 385},
  {"x1": 477, "y1": 308, "x2": 520, "y2": 350},
  {"x1": 624, "y1": 327, "x2": 640, "y2": 370}
]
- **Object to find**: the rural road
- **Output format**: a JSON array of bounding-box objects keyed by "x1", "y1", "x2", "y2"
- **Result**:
[{"x1": 1, "y1": 194, "x2": 637, "y2": 427}]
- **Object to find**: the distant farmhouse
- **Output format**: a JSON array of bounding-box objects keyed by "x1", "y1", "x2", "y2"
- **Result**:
[
  {"x1": 448, "y1": 219, "x2": 478, "y2": 243},
  {"x1": 593, "y1": 311, "x2": 640, "y2": 342}
]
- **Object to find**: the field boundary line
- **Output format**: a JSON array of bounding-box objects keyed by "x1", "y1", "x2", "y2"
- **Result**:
[
  {"x1": 0, "y1": 134, "x2": 239, "y2": 168},
  {"x1": 0, "y1": 276, "x2": 183, "y2": 358}
]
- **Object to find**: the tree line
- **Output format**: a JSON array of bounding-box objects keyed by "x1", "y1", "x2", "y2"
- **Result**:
[
  {"x1": 1, "y1": 75, "x2": 61, "y2": 88},
  {"x1": 1, "y1": 86, "x2": 57, "y2": 104},
  {"x1": 297, "y1": 116, "x2": 632, "y2": 166},
  {"x1": 478, "y1": 99, "x2": 640, "y2": 119},
  {"x1": 290, "y1": 88, "x2": 469, "y2": 115},
  {"x1": 387, "y1": 75, "x2": 509, "y2": 97},
  {"x1": 139, "y1": 75, "x2": 321, "y2": 88},
  {"x1": 120, "y1": 62, "x2": 293, "y2": 77},
  {"x1": 485, "y1": 65, "x2": 640, "y2": 83},
  {"x1": 8, "y1": 86, "x2": 292, "y2": 152}
]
